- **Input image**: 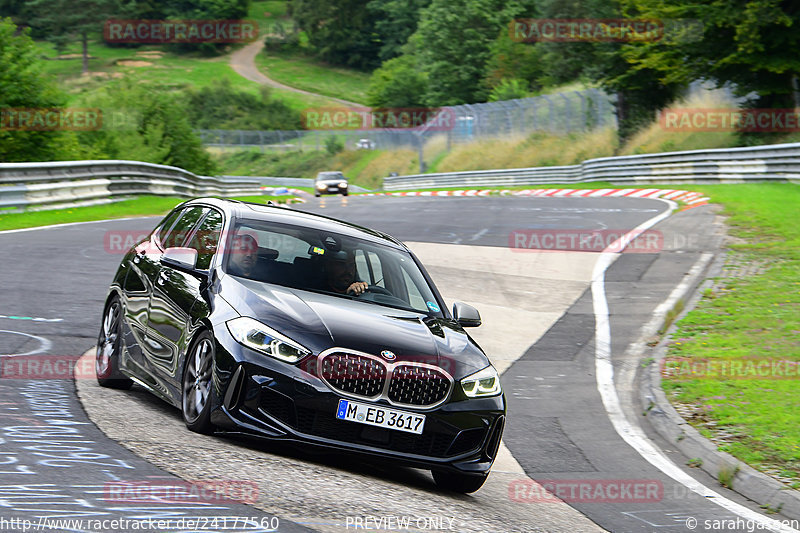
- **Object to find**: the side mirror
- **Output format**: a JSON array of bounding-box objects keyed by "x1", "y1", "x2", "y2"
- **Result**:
[
  {"x1": 161, "y1": 247, "x2": 198, "y2": 272},
  {"x1": 453, "y1": 302, "x2": 481, "y2": 328}
]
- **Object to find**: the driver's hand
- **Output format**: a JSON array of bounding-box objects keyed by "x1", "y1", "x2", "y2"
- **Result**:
[{"x1": 347, "y1": 282, "x2": 368, "y2": 295}]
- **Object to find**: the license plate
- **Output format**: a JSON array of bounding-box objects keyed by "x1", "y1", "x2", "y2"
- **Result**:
[{"x1": 335, "y1": 399, "x2": 425, "y2": 435}]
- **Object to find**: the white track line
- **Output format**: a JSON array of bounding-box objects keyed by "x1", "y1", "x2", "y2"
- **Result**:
[
  {"x1": 0, "y1": 216, "x2": 152, "y2": 235},
  {"x1": 591, "y1": 199, "x2": 798, "y2": 533},
  {"x1": 0, "y1": 330, "x2": 52, "y2": 356}
]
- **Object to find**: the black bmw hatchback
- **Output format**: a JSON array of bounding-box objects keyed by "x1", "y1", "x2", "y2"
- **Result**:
[{"x1": 97, "y1": 198, "x2": 506, "y2": 492}]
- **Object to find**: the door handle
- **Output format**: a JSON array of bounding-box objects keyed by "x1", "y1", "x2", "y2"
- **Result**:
[{"x1": 157, "y1": 271, "x2": 169, "y2": 285}]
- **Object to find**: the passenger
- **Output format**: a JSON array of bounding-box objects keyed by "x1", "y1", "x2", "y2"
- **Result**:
[
  {"x1": 228, "y1": 234, "x2": 258, "y2": 278},
  {"x1": 323, "y1": 250, "x2": 368, "y2": 295}
]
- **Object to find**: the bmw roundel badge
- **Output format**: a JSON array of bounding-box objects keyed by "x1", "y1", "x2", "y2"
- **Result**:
[{"x1": 380, "y1": 350, "x2": 396, "y2": 361}]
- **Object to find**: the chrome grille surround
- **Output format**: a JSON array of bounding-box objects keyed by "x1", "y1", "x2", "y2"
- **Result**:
[{"x1": 316, "y1": 348, "x2": 454, "y2": 410}]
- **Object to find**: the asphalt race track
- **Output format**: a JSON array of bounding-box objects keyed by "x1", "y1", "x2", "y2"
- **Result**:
[{"x1": 0, "y1": 195, "x2": 789, "y2": 532}]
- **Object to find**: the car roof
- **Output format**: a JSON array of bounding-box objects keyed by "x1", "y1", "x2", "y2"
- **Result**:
[{"x1": 181, "y1": 197, "x2": 406, "y2": 250}]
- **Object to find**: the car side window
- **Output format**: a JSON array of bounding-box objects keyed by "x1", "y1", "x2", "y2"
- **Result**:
[
  {"x1": 185, "y1": 210, "x2": 223, "y2": 270},
  {"x1": 155, "y1": 209, "x2": 183, "y2": 245},
  {"x1": 162, "y1": 206, "x2": 207, "y2": 249}
]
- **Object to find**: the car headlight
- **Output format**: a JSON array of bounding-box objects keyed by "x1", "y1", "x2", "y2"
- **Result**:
[
  {"x1": 338, "y1": 182, "x2": 348, "y2": 188},
  {"x1": 316, "y1": 183, "x2": 326, "y2": 190},
  {"x1": 226, "y1": 317, "x2": 311, "y2": 363},
  {"x1": 461, "y1": 365, "x2": 502, "y2": 397}
]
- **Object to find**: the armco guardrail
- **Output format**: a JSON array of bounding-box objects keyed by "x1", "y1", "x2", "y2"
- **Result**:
[
  {"x1": 383, "y1": 142, "x2": 800, "y2": 190},
  {"x1": 0, "y1": 160, "x2": 297, "y2": 210}
]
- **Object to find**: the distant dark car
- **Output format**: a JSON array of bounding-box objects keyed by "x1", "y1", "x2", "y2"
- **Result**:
[
  {"x1": 314, "y1": 171, "x2": 348, "y2": 197},
  {"x1": 97, "y1": 198, "x2": 506, "y2": 493}
]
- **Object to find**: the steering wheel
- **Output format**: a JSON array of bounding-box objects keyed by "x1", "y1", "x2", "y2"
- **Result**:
[{"x1": 363, "y1": 285, "x2": 393, "y2": 296}]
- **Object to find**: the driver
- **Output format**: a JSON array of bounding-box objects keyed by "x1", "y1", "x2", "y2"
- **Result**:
[{"x1": 323, "y1": 250, "x2": 367, "y2": 295}]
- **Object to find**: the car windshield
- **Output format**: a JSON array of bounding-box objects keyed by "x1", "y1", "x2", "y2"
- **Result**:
[
  {"x1": 223, "y1": 219, "x2": 444, "y2": 316},
  {"x1": 317, "y1": 172, "x2": 344, "y2": 181}
]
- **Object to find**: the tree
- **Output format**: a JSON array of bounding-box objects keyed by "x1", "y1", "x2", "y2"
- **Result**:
[
  {"x1": 620, "y1": 0, "x2": 800, "y2": 110},
  {"x1": 411, "y1": 0, "x2": 526, "y2": 105},
  {"x1": 0, "y1": 0, "x2": 28, "y2": 23},
  {"x1": 291, "y1": 0, "x2": 382, "y2": 70},
  {"x1": 366, "y1": 55, "x2": 428, "y2": 107},
  {"x1": 502, "y1": 0, "x2": 684, "y2": 139},
  {"x1": 27, "y1": 0, "x2": 120, "y2": 74},
  {"x1": 0, "y1": 18, "x2": 86, "y2": 162},
  {"x1": 122, "y1": 0, "x2": 251, "y2": 20},
  {"x1": 483, "y1": 27, "x2": 545, "y2": 93},
  {"x1": 366, "y1": 0, "x2": 431, "y2": 61}
]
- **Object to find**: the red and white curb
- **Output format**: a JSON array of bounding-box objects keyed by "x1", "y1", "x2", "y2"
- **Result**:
[{"x1": 358, "y1": 188, "x2": 710, "y2": 208}]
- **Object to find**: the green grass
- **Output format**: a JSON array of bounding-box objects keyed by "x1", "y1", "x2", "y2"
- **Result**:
[
  {"x1": 254, "y1": 50, "x2": 370, "y2": 104},
  {"x1": 32, "y1": 31, "x2": 341, "y2": 111},
  {"x1": 662, "y1": 183, "x2": 800, "y2": 485},
  {"x1": 0, "y1": 194, "x2": 292, "y2": 232}
]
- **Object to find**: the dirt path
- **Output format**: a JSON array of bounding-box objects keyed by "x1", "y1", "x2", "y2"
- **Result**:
[{"x1": 230, "y1": 40, "x2": 360, "y2": 107}]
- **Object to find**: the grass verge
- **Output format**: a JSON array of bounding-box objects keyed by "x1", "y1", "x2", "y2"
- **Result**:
[
  {"x1": 0, "y1": 195, "x2": 286, "y2": 232},
  {"x1": 661, "y1": 183, "x2": 800, "y2": 487},
  {"x1": 254, "y1": 50, "x2": 370, "y2": 104}
]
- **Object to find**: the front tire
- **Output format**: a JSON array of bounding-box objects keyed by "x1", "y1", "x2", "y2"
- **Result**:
[
  {"x1": 432, "y1": 470, "x2": 488, "y2": 493},
  {"x1": 96, "y1": 296, "x2": 133, "y2": 389},
  {"x1": 181, "y1": 331, "x2": 216, "y2": 434}
]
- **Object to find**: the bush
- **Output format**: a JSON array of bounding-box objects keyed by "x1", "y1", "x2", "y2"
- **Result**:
[
  {"x1": 185, "y1": 80, "x2": 302, "y2": 131},
  {"x1": 76, "y1": 79, "x2": 217, "y2": 175},
  {"x1": 324, "y1": 136, "x2": 345, "y2": 155},
  {"x1": 488, "y1": 78, "x2": 530, "y2": 102}
]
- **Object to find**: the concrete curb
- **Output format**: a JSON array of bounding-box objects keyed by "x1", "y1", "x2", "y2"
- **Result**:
[{"x1": 638, "y1": 227, "x2": 800, "y2": 520}]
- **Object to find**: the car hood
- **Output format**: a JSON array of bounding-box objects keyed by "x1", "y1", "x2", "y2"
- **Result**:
[{"x1": 221, "y1": 276, "x2": 489, "y2": 377}]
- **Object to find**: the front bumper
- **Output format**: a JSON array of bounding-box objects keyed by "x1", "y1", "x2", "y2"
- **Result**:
[
  {"x1": 210, "y1": 334, "x2": 506, "y2": 474},
  {"x1": 315, "y1": 184, "x2": 347, "y2": 195}
]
